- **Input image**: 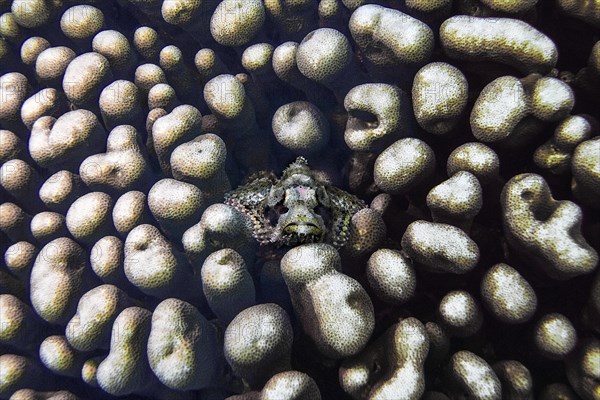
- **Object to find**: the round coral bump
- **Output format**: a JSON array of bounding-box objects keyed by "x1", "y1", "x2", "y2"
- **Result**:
[
  {"x1": 534, "y1": 313, "x2": 577, "y2": 359},
  {"x1": 426, "y1": 171, "x2": 482, "y2": 232},
  {"x1": 158, "y1": 45, "x2": 200, "y2": 106},
  {"x1": 11, "y1": 0, "x2": 54, "y2": 28},
  {"x1": 0, "y1": 202, "x2": 33, "y2": 242},
  {"x1": 38, "y1": 170, "x2": 87, "y2": 214},
  {"x1": 0, "y1": 158, "x2": 42, "y2": 210},
  {"x1": 0, "y1": 354, "x2": 49, "y2": 398},
  {"x1": 241, "y1": 43, "x2": 273, "y2": 76},
  {"x1": 492, "y1": 360, "x2": 533, "y2": 400},
  {"x1": 204, "y1": 74, "x2": 267, "y2": 171},
  {"x1": 147, "y1": 83, "x2": 180, "y2": 111},
  {"x1": 264, "y1": 0, "x2": 318, "y2": 41},
  {"x1": 281, "y1": 243, "x2": 343, "y2": 288},
  {"x1": 96, "y1": 307, "x2": 153, "y2": 396},
  {"x1": 480, "y1": 263, "x2": 537, "y2": 324},
  {"x1": 63, "y1": 52, "x2": 113, "y2": 108},
  {"x1": 481, "y1": 0, "x2": 538, "y2": 13},
  {"x1": 134, "y1": 63, "x2": 167, "y2": 97},
  {"x1": 412, "y1": 62, "x2": 468, "y2": 136},
  {"x1": 342, "y1": 208, "x2": 387, "y2": 259},
  {"x1": 0, "y1": 12, "x2": 26, "y2": 46},
  {"x1": 340, "y1": 317, "x2": 429, "y2": 399},
  {"x1": 195, "y1": 48, "x2": 229, "y2": 82},
  {"x1": 445, "y1": 351, "x2": 502, "y2": 399},
  {"x1": 401, "y1": 220, "x2": 479, "y2": 274},
  {"x1": 20, "y1": 88, "x2": 67, "y2": 130},
  {"x1": 20, "y1": 36, "x2": 50, "y2": 67},
  {"x1": 112, "y1": 191, "x2": 152, "y2": 237},
  {"x1": 124, "y1": 224, "x2": 194, "y2": 298},
  {"x1": 0, "y1": 72, "x2": 29, "y2": 129},
  {"x1": 60, "y1": 5, "x2": 105, "y2": 48},
  {"x1": 224, "y1": 303, "x2": 293, "y2": 388},
  {"x1": 151, "y1": 104, "x2": 202, "y2": 175},
  {"x1": 558, "y1": 0, "x2": 600, "y2": 27},
  {"x1": 203, "y1": 74, "x2": 250, "y2": 122},
  {"x1": 66, "y1": 284, "x2": 132, "y2": 352},
  {"x1": 210, "y1": 0, "x2": 265, "y2": 47},
  {"x1": 272, "y1": 41, "x2": 336, "y2": 110},
  {"x1": 30, "y1": 237, "x2": 88, "y2": 325},
  {"x1": 242, "y1": 42, "x2": 284, "y2": 105},
  {"x1": 90, "y1": 236, "x2": 126, "y2": 285},
  {"x1": 0, "y1": 130, "x2": 25, "y2": 164},
  {"x1": 147, "y1": 298, "x2": 221, "y2": 390},
  {"x1": 374, "y1": 138, "x2": 436, "y2": 195},
  {"x1": 281, "y1": 243, "x2": 374, "y2": 359},
  {"x1": 261, "y1": 371, "x2": 321, "y2": 400},
  {"x1": 35, "y1": 46, "x2": 76, "y2": 88},
  {"x1": 318, "y1": 0, "x2": 345, "y2": 27},
  {"x1": 296, "y1": 27, "x2": 360, "y2": 100},
  {"x1": 201, "y1": 248, "x2": 256, "y2": 325},
  {"x1": 11, "y1": 389, "x2": 80, "y2": 400},
  {"x1": 4, "y1": 241, "x2": 37, "y2": 280},
  {"x1": 272, "y1": 101, "x2": 330, "y2": 156},
  {"x1": 79, "y1": 125, "x2": 151, "y2": 194},
  {"x1": 438, "y1": 290, "x2": 483, "y2": 337},
  {"x1": 534, "y1": 115, "x2": 595, "y2": 174},
  {"x1": 39, "y1": 335, "x2": 86, "y2": 378},
  {"x1": 447, "y1": 142, "x2": 500, "y2": 186},
  {"x1": 148, "y1": 178, "x2": 209, "y2": 241},
  {"x1": 366, "y1": 248, "x2": 416, "y2": 304},
  {"x1": 161, "y1": 0, "x2": 217, "y2": 42},
  {"x1": 440, "y1": 15, "x2": 558, "y2": 74},
  {"x1": 349, "y1": 4, "x2": 434, "y2": 81},
  {"x1": 30, "y1": 211, "x2": 68, "y2": 244},
  {"x1": 571, "y1": 136, "x2": 600, "y2": 208},
  {"x1": 133, "y1": 26, "x2": 165, "y2": 62},
  {"x1": 344, "y1": 83, "x2": 411, "y2": 152},
  {"x1": 402, "y1": 0, "x2": 452, "y2": 27},
  {"x1": 66, "y1": 192, "x2": 115, "y2": 245},
  {"x1": 82, "y1": 356, "x2": 102, "y2": 388},
  {"x1": 470, "y1": 73, "x2": 537, "y2": 147},
  {"x1": 182, "y1": 202, "x2": 257, "y2": 268},
  {"x1": 470, "y1": 75, "x2": 530, "y2": 145},
  {"x1": 565, "y1": 338, "x2": 600, "y2": 400},
  {"x1": 0, "y1": 294, "x2": 43, "y2": 351},
  {"x1": 530, "y1": 76, "x2": 574, "y2": 122},
  {"x1": 92, "y1": 30, "x2": 137, "y2": 78},
  {"x1": 539, "y1": 383, "x2": 578, "y2": 400},
  {"x1": 169, "y1": 133, "x2": 230, "y2": 198}
]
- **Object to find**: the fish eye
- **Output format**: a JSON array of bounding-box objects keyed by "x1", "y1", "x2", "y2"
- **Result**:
[
  {"x1": 264, "y1": 200, "x2": 289, "y2": 226},
  {"x1": 314, "y1": 204, "x2": 332, "y2": 225},
  {"x1": 275, "y1": 199, "x2": 289, "y2": 214}
]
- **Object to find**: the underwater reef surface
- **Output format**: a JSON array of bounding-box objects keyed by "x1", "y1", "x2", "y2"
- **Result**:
[{"x1": 0, "y1": 0, "x2": 599, "y2": 399}]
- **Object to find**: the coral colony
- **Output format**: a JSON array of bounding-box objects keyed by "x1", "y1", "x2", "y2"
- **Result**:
[{"x1": 1, "y1": 0, "x2": 600, "y2": 399}]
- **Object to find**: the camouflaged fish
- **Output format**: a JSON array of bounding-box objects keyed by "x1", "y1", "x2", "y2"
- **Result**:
[{"x1": 224, "y1": 157, "x2": 367, "y2": 248}]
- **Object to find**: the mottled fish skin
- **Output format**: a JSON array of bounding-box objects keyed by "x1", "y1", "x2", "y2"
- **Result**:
[{"x1": 224, "y1": 157, "x2": 366, "y2": 249}]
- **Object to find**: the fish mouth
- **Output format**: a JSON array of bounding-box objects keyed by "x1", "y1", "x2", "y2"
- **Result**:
[{"x1": 281, "y1": 222, "x2": 323, "y2": 244}]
